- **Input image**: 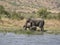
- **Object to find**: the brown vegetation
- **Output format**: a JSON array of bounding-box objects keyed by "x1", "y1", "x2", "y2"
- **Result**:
[{"x1": 0, "y1": 0, "x2": 60, "y2": 13}]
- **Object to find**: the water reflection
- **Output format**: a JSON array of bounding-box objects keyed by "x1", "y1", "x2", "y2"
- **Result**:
[{"x1": 0, "y1": 33, "x2": 60, "y2": 45}]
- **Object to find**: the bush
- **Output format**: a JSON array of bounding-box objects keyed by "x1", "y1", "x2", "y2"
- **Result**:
[
  {"x1": 37, "y1": 8, "x2": 50, "y2": 18},
  {"x1": 0, "y1": 15, "x2": 1, "y2": 20},
  {"x1": 57, "y1": 12, "x2": 60, "y2": 19},
  {"x1": 19, "y1": 15, "x2": 24, "y2": 20},
  {"x1": 0, "y1": 5, "x2": 5, "y2": 14},
  {"x1": 0, "y1": 5, "x2": 10, "y2": 17},
  {"x1": 7, "y1": 12, "x2": 24, "y2": 20},
  {"x1": 46, "y1": 13, "x2": 57, "y2": 19}
]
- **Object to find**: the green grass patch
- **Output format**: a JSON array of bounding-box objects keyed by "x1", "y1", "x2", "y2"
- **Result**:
[{"x1": 0, "y1": 26, "x2": 60, "y2": 35}]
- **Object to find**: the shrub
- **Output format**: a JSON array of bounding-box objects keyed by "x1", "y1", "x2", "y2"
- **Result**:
[
  {"x1": 37, "y1": 8, "x2": 50, "y2": 18},
  {"x1": 19, "y1": 15, "x2": 24, "y2": 20},
  {"x1": 0, "y1": 15, "x2": 1, "y2": 19},
  {"x1": 0, "y1": 5, "x2": 5, "y2": 13},
  {"x1": 57, "y1": 12, "x2": 60, "y2": 19},
  {"x1": 0, "y1": 5, "x2": 10, "y2": 17},
  {"x1": 8, "y1": 12, "x2": 24, "y2": 20},
  {"x1": 46, "y1": 13, "x2": 57, "y2": 19}
]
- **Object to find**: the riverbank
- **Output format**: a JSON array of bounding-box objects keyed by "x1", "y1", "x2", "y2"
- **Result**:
[{"x1": 0, "y1": 18, "x2": 60, "y2": 35}]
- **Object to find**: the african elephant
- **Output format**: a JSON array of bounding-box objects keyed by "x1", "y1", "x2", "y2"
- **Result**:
[
  {"x1": 23, "y1": 23, "x2": 31, "y2": 30},
  {"x1": 23, "y1": 18, "x2": 45, "y2": 31},
  {"x1": 23, "y1": 22, "x2": 37, "y2": 31}
]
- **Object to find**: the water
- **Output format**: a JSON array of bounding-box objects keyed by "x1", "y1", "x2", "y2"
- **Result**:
[{"x1": 0, "y1": 33, "x2": 60, "y2": 45}]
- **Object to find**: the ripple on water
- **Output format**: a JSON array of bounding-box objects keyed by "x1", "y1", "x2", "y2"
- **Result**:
[{"x1": 0, "y1": 33, "x2": 60, "y2": 45}]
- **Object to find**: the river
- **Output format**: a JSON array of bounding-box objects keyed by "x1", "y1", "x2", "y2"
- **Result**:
[{"x1": 0, "y1": 33, "x2": 60, "y2": 45}]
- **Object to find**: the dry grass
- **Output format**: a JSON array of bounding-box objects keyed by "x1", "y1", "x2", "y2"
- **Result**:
[
  {"x1": 0, "y1": 0, "x2": 60, "y2": 13},
  {"x1": 45, "y1": 19, "x2": 60, "y2": 29},
  {"x1": 45, "y1": 19, "x2": 60, "y2": 34},
  {"x1": 0, "y1": 18, "x2": 60, "y2": 29},
  {"x1": 0, "y1": 18, "x2": 26, "y2": 27},
  {"x1": 0, "y1": 18, "x2": 60, "y2": 34}
]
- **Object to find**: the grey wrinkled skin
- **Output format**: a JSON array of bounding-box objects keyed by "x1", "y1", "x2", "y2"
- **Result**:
[
  {"x1": 23, "y1": 23, "x2": 31, "y2": 30},
  {"x1": 23, "y1": 23, "x2": 37, "y2": 31},
  {"x1": 23, "y1": 18, "x2": 45, "y2": 31},
  {"x1": 30, "y1": 26, "x2": 37, "y2": 31}
]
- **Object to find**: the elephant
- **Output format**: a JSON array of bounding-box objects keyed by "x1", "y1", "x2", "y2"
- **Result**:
[
  {"x1": 23, "y1": 23, "x2": 31, "y2": 30},
  {"x1": 23, "y1": 18, "x2": 45, "y2": 31},
  {"x1": 30, "y1": 26, "x2": 37, "y2": 31},
  {"x1": 23, "y1": 22, "x2": 37, "y2": 31}
]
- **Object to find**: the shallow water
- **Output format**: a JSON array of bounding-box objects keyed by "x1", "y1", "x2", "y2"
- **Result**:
[{"x1": 0, "y1": 33, "x2": 60, "y2": 45}]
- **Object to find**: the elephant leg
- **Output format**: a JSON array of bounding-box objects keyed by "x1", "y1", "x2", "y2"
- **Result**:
[
  {"x1": 25, "y1": 27, "x2": 27, "y2": 30},
  {"x1": 23, "y1": 25, "x2": 27, "y2": 30},
  {"x1": 30, "y1": 26, "x2": 36, "y2": 31},
  {"x1": 40, "y1": 27, "x2": 44, "y2": 31},
  {"x1": 39, "y1": 22, "x2": 44, "y2": 31},
  {"x1": 23, "y1": 27, "x2": 27, "y2": 30}
]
